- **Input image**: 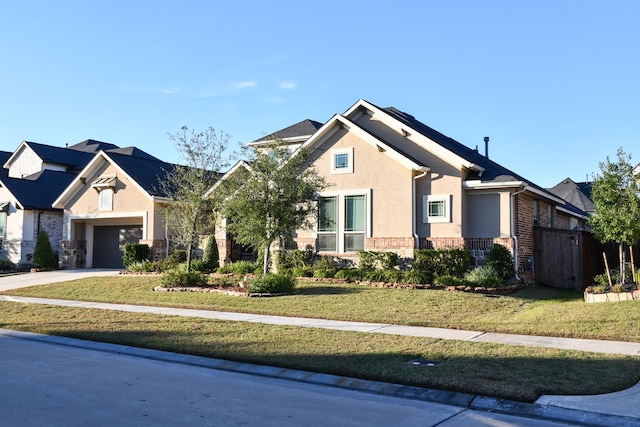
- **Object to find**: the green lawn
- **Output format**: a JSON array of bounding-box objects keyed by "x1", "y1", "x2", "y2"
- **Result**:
[{"x1": 1, "y1": 275, "x2": 640, "y2": 402}]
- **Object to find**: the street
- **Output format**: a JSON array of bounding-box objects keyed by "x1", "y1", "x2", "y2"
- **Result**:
[{"x1": 0, "y1": 333, "x2": 576, "y2": 427}]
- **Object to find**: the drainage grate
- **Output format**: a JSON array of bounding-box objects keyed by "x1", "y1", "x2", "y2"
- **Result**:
[{"x1": 409, "y1": 358, "x2": 443, "y2": 367}]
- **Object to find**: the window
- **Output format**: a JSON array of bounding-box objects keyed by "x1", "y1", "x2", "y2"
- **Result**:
[
  {"x1": 547, "y1": 205, "x2": 554, "y2": 227},
  {"x1": 0, "y1": 212, "x2": 5, "y2": 240},
  {"x1": 331, "y1": 148, "x2": 354, "y2": 174},
  {"x1": 423, "y1": 195, "x2": 451, "y2": 223},
  {"x1": 344, "y1": 195, "x2": 365, "y2": 251},
  {"x1": 99, "y1": 188, "x2": 113, "y2": 211},
  {"x1": 533, "y1": 199, "x2": 539, "y2": 226},
  {"x1": 317, "y1": 191, "x2": 369, "y2": 253},
  {"x1": 317, "y1": 196, "x2": 337, "y2": 252}
]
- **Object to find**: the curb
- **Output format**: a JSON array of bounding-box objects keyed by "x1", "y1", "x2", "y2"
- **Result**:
[{"x1": 2, "y1": 328, "x2": 638, "y2": 427}]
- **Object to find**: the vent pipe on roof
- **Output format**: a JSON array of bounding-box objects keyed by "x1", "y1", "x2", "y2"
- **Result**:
[{"x1": 484, "y1": 136, "x2": 490, "y2": 159}]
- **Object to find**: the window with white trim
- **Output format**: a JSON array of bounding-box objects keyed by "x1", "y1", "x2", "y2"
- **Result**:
[
  {"x1": 99, "y1": 188, "x2": 113, "y2": 211},
  {"x1": 331, "y1": 147, "x2": 354, "y2": 174},
  {"x1": 317, "y1": 191, "x2": 369, "y2": 253},
  {"x1": 317, "y1": 196, "x2": 337, "y2": 252},
  {"x1": 423, "y1": 195, "x2": 451, "y2": 223},
  {"x1": 0, "y1": 211, "x2": 6, "y2": 241}
]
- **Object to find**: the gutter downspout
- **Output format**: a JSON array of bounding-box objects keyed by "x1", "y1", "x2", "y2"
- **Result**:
[
  {"x1": 412, "y1": 168, "x2": 429, "y2": 249},
  {"x1": 510, "y1": 185, "x2": 527, "y2": 282}
]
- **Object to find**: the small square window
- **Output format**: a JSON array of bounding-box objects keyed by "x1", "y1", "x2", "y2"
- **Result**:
[
  {"x1": 423, "y1": 195, "x2": 451, "y2": 223},
  {"x1": 334, "y1": 153, "x2": 349, "y2": 169},
  {"x1": 331, "y1": 148, "x2": 354, "y2": 174}
]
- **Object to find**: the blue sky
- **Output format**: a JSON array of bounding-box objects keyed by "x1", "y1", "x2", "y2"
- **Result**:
[{"x1": 1, "y1": 1, "x2": 638, "y2": 187}]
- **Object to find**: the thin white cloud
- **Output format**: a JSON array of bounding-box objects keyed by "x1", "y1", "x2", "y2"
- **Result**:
[{"x1": 278, "y1": 81, "x2": 297, "y2": 90}]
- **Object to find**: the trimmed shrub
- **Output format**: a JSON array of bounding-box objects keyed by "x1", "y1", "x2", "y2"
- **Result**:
[
  {"x1": 202, "y1": 237, "x2": 220, "y2": 272},
  {"x1": 161, "y1": 270, "x2": 207, "y2": 287},
  {"x1": 485, "y1": 244, "x2": 514, "y2": 281},
  {"x1": 465, "y1": 266, "x2": 503, "y2": 287},
  {"x1": 33, "y1": 230, "x2": 57, "y2": 269},
  {"x1": 123, "y1": 243, "x2": 151, "y2": 268},
  {"x1": 247, "y1": 273, "x2": 296, "y2": 294},
  {"x1": 0, "y1": 258, "x2": 15, "y2": 271},
  {"x1": 413, "y1": 248, "x2": 470, "y2": 278},
  {"x1": 189, "y1": 259, "x2": 207, "y2": 272}
]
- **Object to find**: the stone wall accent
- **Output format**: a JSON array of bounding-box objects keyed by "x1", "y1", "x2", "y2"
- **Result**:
[
  {"x1": 59, "y1": 240, "x2": 87, "y2": 269},
  {"x1": 139, "y1": 239, "x2": 167, "y2": 261}
]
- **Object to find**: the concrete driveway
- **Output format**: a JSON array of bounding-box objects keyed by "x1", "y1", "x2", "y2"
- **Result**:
[{"x1": 0, "y1": 268, "x2": 121, "y2": 291}]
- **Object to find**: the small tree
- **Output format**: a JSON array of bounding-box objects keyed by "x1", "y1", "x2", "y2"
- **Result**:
[
  {"x1": 589, "y1": 148, "x2": 640, "y2": 283},
  {"x1": 221, "y1": 142, "x2": 327, "y2": 274},
  {"x1": 202, "y1": 236, "x2": 220, "y2": 272},
  {"x1": 33, "y1": 230, "x2": 57, "y2": 269},
  {"x1": 159, "y1": 126, "x2": 229, "y2": 272}
]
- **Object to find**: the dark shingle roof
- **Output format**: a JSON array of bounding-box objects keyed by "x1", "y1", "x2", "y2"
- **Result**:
[
  {"x1": 254, "y1": 119, "x2": 323, "y2": 142},
  {"x1": 105, "y1": 152, "x2": 176, "y2": 197},
  {"x1": 0, "y1": 170, "x2": 76, "y2": 210},
  {"x1": 548, "y1": 178, "x2": 595, "y2": 213},
  {"x1": 67, "y1": 139, "x2": 120, "y2": 153},
  {"x1": 24, "y1": 141, "x2": 96, "y2": 172}
]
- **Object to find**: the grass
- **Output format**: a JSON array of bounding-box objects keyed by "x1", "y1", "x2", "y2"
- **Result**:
[
  {"x1": 4, "y1": 275, "x2": 640, "y2": 342},
  {"x1": 2, "y1": 300, "x2": 639, "y2": 403},
  {"x1": 2, "y1": 275, "x2": 640, "y2": 402}
]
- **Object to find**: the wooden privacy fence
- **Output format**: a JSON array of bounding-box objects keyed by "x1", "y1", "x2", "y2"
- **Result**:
[{"x1": 533, "y1": 227, "x2": 603, "y2": 290}]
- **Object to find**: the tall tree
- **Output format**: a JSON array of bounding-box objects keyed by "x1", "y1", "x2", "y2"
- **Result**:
[
  {"x1": 589, "y1": 147, "x2": 640, "y2": 283},
  {"x1": 159, "y1": 126, "x2": 229, "y2": 272},
  {"x1": 221, "y1": 142, "x2": 327, "y2": 274}
]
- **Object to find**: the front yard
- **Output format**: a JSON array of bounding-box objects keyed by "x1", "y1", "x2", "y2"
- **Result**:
[{"x1": 1, "y1": 276, "x2": 640, "y2": 402}]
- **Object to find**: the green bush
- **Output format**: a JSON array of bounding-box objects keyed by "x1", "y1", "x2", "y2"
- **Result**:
[
  {"x1": 465, "y1": 266, "x2": 503, "y2": 287},
  {"x1": 0, "y1": 258, "x2": 15, "y2": 271},
  {"x1": 122, "y1": 243, "x2": 151, "y2": 267},
  {"x1": 291, "y1": 266, "x2": 314, "y2": 277},
  {"x1": 313, "y1": 255, "x2": 338, "y2": 271},
  {"x1": 434, "y1": 274, "x2": 468, "y2": 287},
  {"x1": 277, "y1": 249, "x2": 313, "y2": 270},
  {"x1": 202, "y1": 237, "x2": 220, "y2": 272},
  {"x1": 189, "y1": 259, "x2": 207, "y2": 272},
  {"x1": 127, "y1": 260, "x2": 156, "y2": 272},
  {"x1": 161, "y1": 270, "x2": 207, "y2": 287},
  {"x1": 413, "y1": 248, "x2": 469, "y2": 278},
  {"x1": 485, "y1": 244, "x2": 514, "y2": 281},
  {"x1": 401, "y1": 269, "x2": 432, "y2": 285},
  {"x1": 167, "y1": 250, "x2": 187, "y2": 266},
  {"x1": 33, "y1": 230, "x2": 57, "y2": 269},
  {"x1": 358, "y1": 251, "x2": 398, "y2": 271},
  {"x1": 334, "y1": 268, "x2": 363, "y2": 281},
  {"x1": 247, "y1": 273, "x2": 296, "y2": 294},
  {"x1": 228, "y1": 260, "x2": 260, "y2": 275},
  {"x1": 313, "y1": 268, "x2": 337, "y2": 279}
]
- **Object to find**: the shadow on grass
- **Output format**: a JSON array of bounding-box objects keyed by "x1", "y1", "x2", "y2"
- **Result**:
[
  {"x1": 13, "y1": 327, "x2": 640, "y2": 403},
  {"x1": 296, "y1": 286, "x2": 362, "y2": 296},
  {"x1": 510, "y1": 284, "x2": 584, "y2": 303}
]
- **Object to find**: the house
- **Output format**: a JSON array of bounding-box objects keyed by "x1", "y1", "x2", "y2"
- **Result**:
[
  {"x1": 52, "y1": 148, "x2": 176, "y2": 268},
  {"x1": 0, "y1": 140, "x2": 120, "y2": 265},
  {"x1": 218, "y1": 99, "x2": 590, "y2": 283},
  {"x1": 548, "y1": 178, "x2": 595, "y2": 217}
]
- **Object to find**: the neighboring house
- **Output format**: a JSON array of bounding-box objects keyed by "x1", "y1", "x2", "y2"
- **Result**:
[
  {"x1": 548, "y1": 178, "x2": 594, "y2": 217},
  {"x1": 248, "y1": 119, "x2": 324, "y2": 151},
  {"x1": 0, "y1": 140, "x2": 120, "y2": 265},
  {"x1": 53, "y1": 149, "x2": 176, "y2": 269},
  {"x1": 218, "y1": 99, "x2": 589, "y2": 280}
]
